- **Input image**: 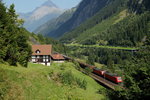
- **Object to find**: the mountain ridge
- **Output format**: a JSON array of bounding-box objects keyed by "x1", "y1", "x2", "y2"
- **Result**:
[
  {"x1": 34, "y1": 7, "x2": 76, "y2": 36},
  {"x1": 60, "y1": 0, "x2": 150, "y2": 47},
  {"x1": 41, "y1": 0, "x2": 57, "y2": 7},
  {"x1": 19, "y1": 0, "x2": 64, "y2": 32},
  {"x1": 44, "y1": 0, "x2": 110, "y2": 38}
]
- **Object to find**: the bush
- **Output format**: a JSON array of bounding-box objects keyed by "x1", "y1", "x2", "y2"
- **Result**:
[
  {"x1": 73, "y1": 61, "x2": 81, "y2": 71},
  {"x1": 77, "y1": 79, "x2": 87, "y2": 90},
  {"x1": 85, "y1": 67, "x2": 93, "y2": 75},
  {"x1": 60, "y1": 71, "x2": 87, "y2": 90}
]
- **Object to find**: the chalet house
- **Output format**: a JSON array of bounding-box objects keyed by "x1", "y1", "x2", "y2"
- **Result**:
[
  {"x1": 31, "y1": 45, "x2": 66, "y2": 66},
  {"x1": 51, "y1": 53, "x2": 65, "y2": 63},
  {"x1": 31, "y1": 45, "x2": 52, "y2": 66}
]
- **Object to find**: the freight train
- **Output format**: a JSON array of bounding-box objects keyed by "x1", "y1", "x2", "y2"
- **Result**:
[
  {"x1": 79, "y1": 61, "x2": 123, "y2": 84},
  {"x1": 63, "y1": 55, "x2": 123, "y2": 84}
]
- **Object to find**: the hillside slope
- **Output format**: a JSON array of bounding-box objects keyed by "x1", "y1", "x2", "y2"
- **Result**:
[
  {"x1": 46, "y1": 0, "x2": 111, "y2": 38},
  {"x1": 0, "y1": 62, "x2": 105, "y2": 100},
  {"x1": 60, "y1": 0, "x2": 150, "y2": 47},
  {"x1": 34, "y1": 7, "x2": 76, "y2": 36}
]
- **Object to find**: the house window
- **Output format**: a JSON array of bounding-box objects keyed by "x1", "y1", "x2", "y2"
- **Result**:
[
  {"x1": 43, "y1": 55, "x2": 45, "y2": 58},
  {"x1": 35, "y1": 49, "x2": 40, "y2": 54},
  {"x1": 32, "y1": 56, "x2": 36, "y2": 58},
  {"x1": 46, "y1": 59, "x2": 49, "y2": 62},
  {"x1": 43, "y1": 59, "x2": 45, "y2": 62},
  {"x1": 37, "y1": 56, "x2": 40, "y2": 58}
]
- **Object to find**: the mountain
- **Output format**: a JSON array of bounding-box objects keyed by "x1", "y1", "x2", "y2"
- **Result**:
[
  {"x1": 60, "y1": 0, "x2": 150, "y2": 47},
  {"x1": 34, "y1": 7, "x2": 76, "y2": 36},
  {"x1": 19, "y1": 0, "x2": 64, "y2": 32},
  {"x1": 60, "y1": 0, "x2": 126, "y2": 42},
  {"x1": 45, "y1": 0, "x2": 110, "y2": 38}
]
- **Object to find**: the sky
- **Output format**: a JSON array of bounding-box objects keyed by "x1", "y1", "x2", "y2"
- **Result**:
[{"x1": 4, "y1": 0, "x2": 81, "y2": 13}]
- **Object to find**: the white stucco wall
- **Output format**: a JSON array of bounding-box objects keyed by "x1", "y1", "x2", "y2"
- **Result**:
[
  {"x1": 47, "y1": 63, "x2": 51, "y2": 66},
  {"x1": 53, "y1": 61, "x2": 64, "y2": 63},
  {"x1": 32, "y1": 59, "x2": 35, "y2": 62},
  {"x1": 40, "y1": 62, "x2": 51, "y2": 66}
]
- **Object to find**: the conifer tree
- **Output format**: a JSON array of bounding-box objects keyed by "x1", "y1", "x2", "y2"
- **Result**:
[{"x1": 0, "y1": 2, "x2": 31, "y2": 67}]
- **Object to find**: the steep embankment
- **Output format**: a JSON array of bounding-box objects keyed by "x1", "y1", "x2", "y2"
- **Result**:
[
  {"x1": 46, "y1": 0, "x2": 111, "y2": 38},
  {"x1": 0, "y1": 62, "x2": 105, "y2": 100},
  {"x1": 60, "y1": 0, "x2": 127, "y2": 43}
]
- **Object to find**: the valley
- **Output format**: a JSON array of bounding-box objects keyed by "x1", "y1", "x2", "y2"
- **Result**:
[{"x1": 1, "y1": 0, "x2": 150, "y2": 100}]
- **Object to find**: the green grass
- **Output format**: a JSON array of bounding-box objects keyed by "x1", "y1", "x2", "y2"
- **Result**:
[
  {"x1": 0, "y1": 62, "x2": 106, "y2": 100},
  {"x1": 66, "y1": 44, "x2": 138, "y2": 50}
]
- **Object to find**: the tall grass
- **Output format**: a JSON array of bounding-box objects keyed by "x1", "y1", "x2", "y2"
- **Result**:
[{"x1": 0, "y1": 62, "x2": 105, "y2": 100}]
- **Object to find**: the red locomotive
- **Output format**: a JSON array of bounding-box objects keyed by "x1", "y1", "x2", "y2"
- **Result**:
[
  {"x1": 104, "y1": 72, "x2": 123, "y2": 84},
  {"x1": 72, "y1": 58, "x2": 123, "y2": 84},
  {"x1": 62, "y1": 55, "x2": 123, "y2": 84},
  {"x1": 80, "y1": 62, "x2": 123, "y2": 84},
  {"x1": 92, "y1": 68, "x2": 123, "y2": 84}
]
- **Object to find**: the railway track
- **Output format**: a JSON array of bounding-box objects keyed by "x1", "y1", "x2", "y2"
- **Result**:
[
  {"x1": 63, "y1": 55, "x2": 124, "y2": 90},
  {"x1": 90, "y1": 73, "x2": 121, "y2": 90},
  {"x1": 80, "y1": 69, "x2": 122, "y2": 90}
]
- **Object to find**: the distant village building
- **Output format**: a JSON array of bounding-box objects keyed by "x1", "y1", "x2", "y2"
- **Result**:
[
  {"x1": 51, "y1": 53, "x2": 65, "y2": 63},
  {"x1": 31, "y1": 45, "x2": 65, "y2": 66}
]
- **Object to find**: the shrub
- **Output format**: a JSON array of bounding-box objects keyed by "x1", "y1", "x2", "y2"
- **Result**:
[
  {"x1": 60, "y1": 71, "x2": 87, "y2": 89},
  {"x1": 85, "y1": 67, "x2": 93, "y2": 75}
]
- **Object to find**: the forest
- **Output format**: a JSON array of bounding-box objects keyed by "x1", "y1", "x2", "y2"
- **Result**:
[
  {"x1": 107, "y1": 37, "x2": 150, "y2": 100},
  {"x1": 67, "y1": 34, "x2": 150, "y2": 100},
  {"x1": 81, "y1": 12, "x2": 150, "y2": 47},
  {"x1": 0, "y1": 2, "x2": 31, "y2": 67},
  {"x1": 60, "y1": 0, "x2": 126, "y2": 43},
  {"x1": 65, "y1": 1, "x2": 150, "y2": 98},
  {"x1": 60, "y1": 0, "x2": 150, "y2": 48}
]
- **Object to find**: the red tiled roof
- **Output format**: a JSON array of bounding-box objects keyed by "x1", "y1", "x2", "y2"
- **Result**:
[
  {"x1": 32, "y1": 45, "x2": 52, "y2": 55},
  {"x1": 51, "y1": 53, "x2": 65, "y2": 60}
]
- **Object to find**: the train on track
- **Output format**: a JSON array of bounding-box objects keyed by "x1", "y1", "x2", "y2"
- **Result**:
[
  {"x1": 79, "y1": 61, "x2": 123, "y2": 84},
  {"x1": 63, "y1": 55, "x2": 123, "y2": 84}
]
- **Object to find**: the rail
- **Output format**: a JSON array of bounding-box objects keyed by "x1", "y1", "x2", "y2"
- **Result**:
[{"x1": 63, "y1": 55, "x2": 124, "y2": 90}]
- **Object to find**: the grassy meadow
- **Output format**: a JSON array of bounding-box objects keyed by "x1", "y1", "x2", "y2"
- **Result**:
[{"x1": 0, "y1": 62, "x2": 106, "y2": 100}]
